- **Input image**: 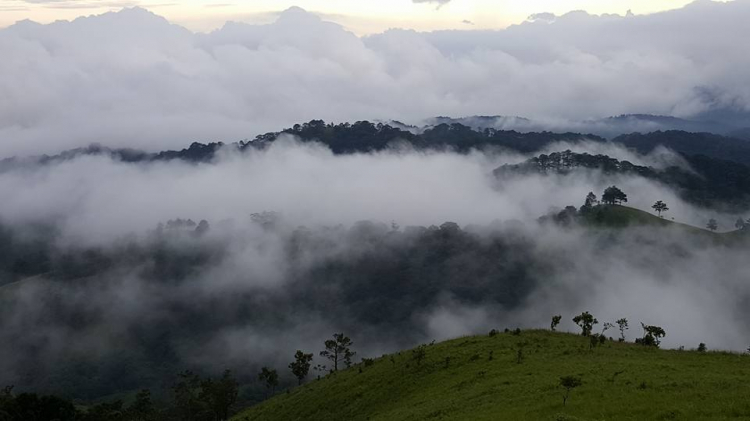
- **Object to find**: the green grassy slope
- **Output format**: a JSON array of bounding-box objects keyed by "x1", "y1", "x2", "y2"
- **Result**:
[
  {"x1": 233, "y1": 330, "x2": 750, "y2": 421},
  {"x1": 581, "y1": 205, "x2": 744, "y2": 242}
]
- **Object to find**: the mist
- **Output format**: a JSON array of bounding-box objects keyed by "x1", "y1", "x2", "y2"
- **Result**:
[{"x1": 1, "y1": 139, "x2": 749, "y2": 398}]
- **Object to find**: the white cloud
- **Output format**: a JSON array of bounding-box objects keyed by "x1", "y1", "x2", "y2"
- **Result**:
[{"x1": 0, "y1": 2, "x2": 748, "y2": 157}]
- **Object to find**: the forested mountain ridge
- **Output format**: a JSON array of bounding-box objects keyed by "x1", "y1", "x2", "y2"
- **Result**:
[
  {"x1": 4, "y1": 119, "x2": 750, "y2": 170},
  {"x1": 494, "y1": 150, "x2": 750, "y2": 210}
]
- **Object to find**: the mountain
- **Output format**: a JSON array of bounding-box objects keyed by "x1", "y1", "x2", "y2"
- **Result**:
[
  {"x1": 417, "y1": 114, "x2": 750, "y2": 139},
  {"x1": 232, "y1": 329, "x2": 750, "y2": 421},
  {"x1": 494, "y1": 150, "x2": 750, "y2": 211},
  {"x1": 612, "y1": 130, "x2": 750, "y2": 166}
]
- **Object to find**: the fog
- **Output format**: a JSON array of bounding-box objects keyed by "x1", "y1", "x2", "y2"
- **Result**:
[
  {"x1": 1, "y1": 1, "x2": 750, "y2": 156},
  {"x1": 1, "y1": 139, "x2": 749, "y2": 397},
  {"x1": 0, "y1": 137, "x2": 717, "y2": 243}
]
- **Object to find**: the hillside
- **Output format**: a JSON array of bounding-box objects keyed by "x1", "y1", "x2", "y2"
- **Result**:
[
  {"x1": 580, "y1": 205, "x2": 712, "y2": 236},
  {"x1": 233, "y1": 330, "x2": 750, "y2": 421}
]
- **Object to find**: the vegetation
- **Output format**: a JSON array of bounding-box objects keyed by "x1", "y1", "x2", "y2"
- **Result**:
[
  {"x1": 320, "y1": 333, "x2": 356, "y2": 372},
  {"x1": 232, "y1": 330, "x2": 750, "y2": 421},
  {"x1": 572, "y1": 311, "x2": 598, "y2": 336},
  {"x1": 289, "y1": 351, "x2": 314, "y2": 386},
  {"x1": 651, "y1": 200, "x2": 669, "y2": 217}
]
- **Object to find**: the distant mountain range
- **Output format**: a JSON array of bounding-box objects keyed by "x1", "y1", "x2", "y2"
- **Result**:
[
  {"x1": 4, "y1": 119, "x2": 750, "y2": 210},
  {"x1": 409, "y1": 113, "x2": 750, "y2": 140}
]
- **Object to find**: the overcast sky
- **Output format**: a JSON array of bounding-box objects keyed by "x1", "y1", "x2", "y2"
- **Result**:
[
  {"x1": 0, "y1": 0, "x2": 747, "y2": 156},
  {"x1": 0, "y1": 0, "x2": 718, "y2": 33}
]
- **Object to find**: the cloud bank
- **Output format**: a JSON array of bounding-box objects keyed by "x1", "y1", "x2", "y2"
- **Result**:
[{"x1": 1, "y1": 1, "x2": 749, "y2": 156}]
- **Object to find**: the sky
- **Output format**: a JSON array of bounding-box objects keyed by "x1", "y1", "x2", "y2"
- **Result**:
[
  {"x1": 0, "y1": 0, "x2": 711, "y2": 33},
  {"x1": 1, "y1": 0, "x2": 747, "y2": 156}
]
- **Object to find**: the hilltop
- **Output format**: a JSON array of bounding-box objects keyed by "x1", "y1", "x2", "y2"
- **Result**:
[{"x1": 233, "y1": 330, "x2": 750, "y2": 421}]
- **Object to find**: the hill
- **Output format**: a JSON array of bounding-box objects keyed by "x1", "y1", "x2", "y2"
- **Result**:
[
  {"x1": 233, "y1": 330, "x2": 750, "y2": 421},
  {"x1": 494, "y1": 150, "x2": 750, "y2": 211}
]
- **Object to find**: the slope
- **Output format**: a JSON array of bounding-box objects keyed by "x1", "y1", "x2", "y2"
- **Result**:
[{"x1": 233, "y1": 330, "x2": 750, "y2": 421}]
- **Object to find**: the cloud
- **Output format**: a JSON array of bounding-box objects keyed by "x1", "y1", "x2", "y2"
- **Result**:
[
  {"x1": 413, "y1": 0, "x2": 451, "y2": 9},
  {"x1": 0, "y1": 2, "x2": 749, "y2": 157}
]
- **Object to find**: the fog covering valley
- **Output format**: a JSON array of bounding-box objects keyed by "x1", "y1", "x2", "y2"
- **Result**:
[{"x1": 2, "y1": 128, "x2": 750, "y2": 399}]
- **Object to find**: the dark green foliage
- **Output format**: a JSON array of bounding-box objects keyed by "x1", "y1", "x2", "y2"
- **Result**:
[
  {"x1": 572, "y1": 312, "x2": 598, "y2": 336},
  {"x1": 321, "y1": 333, "x2": 356, "y2": 371},
  {"x1": 602, "y1": 186, "x2": 628, "y2": 205},
  {"x1": 580, "y1": 192, "x2": 598, "y2": 213},
  {"x1": 289, "y1": 351, "x2": 314, "y2": 385},
  {"x1": 488, "y1": 329, "x2": 498, "y2": 337},
  {"x1": 200, "y1": 370, "x2": 239, "y2": 421},
  {"x1": 698, "y1": 343, "x2": 707, "y2": 353},
  {"x1": 589, "y1": 334, "x2": 600, "y2": 350},
  {"x1": 258, "y1": 368, "x2": 279, "y2": 396},
  {"x1": 560, "y1": 376, "x2": 583, "y2": 406},
  {"x1": 412, "y1": 345, "x2": 427, "y2": 366},
  {"x1": 637, "y1": 324, "x2": 666, "y2": 348},
  {"x1": 616, "y1": 318, "x2": 629, "y2": 342},
  {"x1": 707, "y1": 218, "x2": 718, "y2": 231},
  {"x1": 551, "y1": 315, "x2": 562, "y2": 331},
  {"x1": 0, "y1": 389, "x2": 77, "y2": 421}
]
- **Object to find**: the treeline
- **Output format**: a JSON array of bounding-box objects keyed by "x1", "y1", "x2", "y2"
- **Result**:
[
  {"x1": 0, "y1": 370, "x2": 238, "y2": 421},
  {"x1": 495, "y1": 149, "x2": 750, "y2": 211}
]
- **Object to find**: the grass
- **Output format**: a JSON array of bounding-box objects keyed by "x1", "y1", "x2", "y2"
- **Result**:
[{"x1": 232, "y1": 330, "x2": 750, "y2": 421}]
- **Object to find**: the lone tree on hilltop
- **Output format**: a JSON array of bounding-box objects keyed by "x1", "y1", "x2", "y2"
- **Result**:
[
  {"x1": 735, "y1": 218, "x2": 746, "y2": 230},
  {"x1": 652, "y1": 200, "x2": 669, "y2": 217},
  {"x1": 602, "y1": 186, "x2": 627, "y2": 205},
  {"x1": 560, "y1": 375, "x2": 583, "y2": 406},
  {"x1": 551, "y1": 315, "x2": 562, "y2": 331},
  {"x1": 573, "y1": 311, "x2": 598, "y2": 336},
  {"x1": 320, "y1": 333, "x2": 356, "y2": 371},
  {"x1": 707, "y1": 218, "x2": 718, "y2": 231},
  {"x1": 289, "y1": 350, "x2": 314, "y2": 385}
]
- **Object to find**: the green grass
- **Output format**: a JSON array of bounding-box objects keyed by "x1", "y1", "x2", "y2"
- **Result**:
[{"x1": 233, "y1": 330, "x2": 750, "y2": 421}]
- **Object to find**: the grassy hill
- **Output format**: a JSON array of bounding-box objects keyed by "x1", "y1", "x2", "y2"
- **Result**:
[
  {"x1": 233, "y1": 330, "x2": 750, "y2": 421},
  {"x1": 580, "y1": 205, "x2": 743, "y2": 240}
]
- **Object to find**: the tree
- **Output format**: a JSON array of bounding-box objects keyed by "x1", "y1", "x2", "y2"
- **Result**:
[
  {"x1": 258, "y1": 367, "x2": 279, "y2": 396},
  {"x1": 550, "y1": 315, "x2": 562, "y2": 331},
  {"x1": 289, "y1": 350, "x2": 314, "y2": 385},
  {"x1": 616, "y1": 318, "x2": 629, "y2": 342},
  {"x1": 559, "y1": 375, "x2": 582, "y2": 406},
  {"x1": 602, "y1": 186, "x2": 627, "y2": 205},
  {"x1": 125, "y1": 389, "x2": 157, "y2": 421},
  {"x1": 651, "y1": 200, "x2": 669, "y2": 217},
  {"x1": 320, "y1": 333, "x2": 356, "y2": 371},
  {"x1": 735, "y1": 218, "x2": 746, "y2": 230},
  {"x1": 572, "y1": 311, "x2": 598, "y2": 336},
  {"x1": 580, "y1": 192, "x2": 598, "y2": 212},
  {"x1": 638, "y1": 323, "x2": 666, "y2": 348},
  {"x1": 706, "y1": 218, "x2": 718, "y2": 231},
  {"x1": 200, "y1": 370, "x2": 238, "y2": 421},
  {"x1": 172, "y1": 371, "x2": 206, "y2": 421}
]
